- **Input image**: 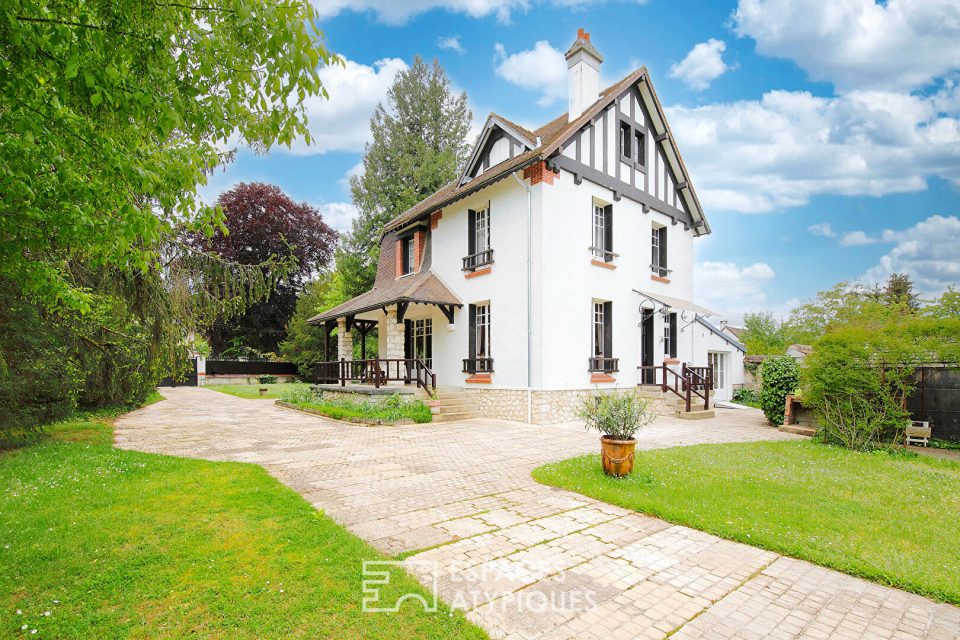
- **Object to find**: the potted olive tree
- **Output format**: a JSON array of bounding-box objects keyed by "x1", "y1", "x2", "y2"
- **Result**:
[{"x1": 576, "y1": 390, "x2": 655, "y2": 477}]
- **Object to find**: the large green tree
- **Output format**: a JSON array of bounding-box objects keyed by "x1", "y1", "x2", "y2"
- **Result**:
[
  {"x1": 334, "y1": 57, "x2": 472, "y2": 302},
  {"x1": 1, "y1": 0, "x2": 334, "y2": 312},
  {"x1": 0, "y1": 0, "x2": 337, "y2": 437}
]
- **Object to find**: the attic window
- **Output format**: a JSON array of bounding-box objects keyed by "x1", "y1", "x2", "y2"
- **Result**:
[
  {"x1": 634, "y1": 130, "x2": 646, "y2": 166},
  {"x1": 619, "y1": 122, "x2": 631, "y2": 159}
]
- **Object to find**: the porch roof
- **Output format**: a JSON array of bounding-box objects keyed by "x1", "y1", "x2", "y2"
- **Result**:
[
  {"x1": 307, "y1": 269, "x2": 462, "y2": 325},
  {"x1": 632, "y1": 289, "x2": 717, "y2": 317}
]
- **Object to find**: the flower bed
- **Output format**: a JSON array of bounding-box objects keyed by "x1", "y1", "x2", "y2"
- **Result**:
[{"x1": 277, "y1": 387, "x2": 431, "y2": 425}]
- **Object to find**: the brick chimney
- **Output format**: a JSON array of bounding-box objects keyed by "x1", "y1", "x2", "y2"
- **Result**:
[{"x1": 565, "y1": 28, "x2": 603, "y2": 122}]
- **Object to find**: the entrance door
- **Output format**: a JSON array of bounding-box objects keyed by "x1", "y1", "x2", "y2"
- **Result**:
[
  {"x1": 405, "y1": 318, "x2": 433, "y2": 368},
  {"x1": 708, "y1": 352, "x2": 728, "y2": 400},
  {"x1": 640, "y1": 312, "x2": 655, "y2": 384}
]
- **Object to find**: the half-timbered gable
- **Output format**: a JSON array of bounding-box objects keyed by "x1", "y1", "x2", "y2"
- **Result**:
[
  {"x1": 548, "y1": 82, "x2": 697, "y2": 230},
  {"x1": 461, "y1": 115, "x2": 536, "y2": 184}
]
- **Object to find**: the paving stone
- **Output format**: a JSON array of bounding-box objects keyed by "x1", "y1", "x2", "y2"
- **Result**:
[{"x1": 115, "y1": 388, "x2": 959, "y2": 640}]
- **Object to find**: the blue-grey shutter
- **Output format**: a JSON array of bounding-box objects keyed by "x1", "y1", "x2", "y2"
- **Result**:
[
  {"x1": 659, "y1": 227, "x2": 668, "y2": 271},
  {"x1": 669, "y1": 313, "x2": 678, "y2": 358},
  {"x1": 467, "y1": 209, "x2": 476, "y2": 256},
  {"x1": 603, "y1": 301, "x2": 613, "y2": 359},
  {"x1": 604, "y1": 205, "x2": 613, "y2": 259}
]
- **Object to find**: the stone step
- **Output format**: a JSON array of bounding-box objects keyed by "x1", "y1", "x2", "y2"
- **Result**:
[
  {"x1": 433, "y1": 411, "x2": 479, "y2": 422},
  {"x1": 779, "y1": 423, "x2": 816, "y2": 437},
  {"x1": 676, "y1": 409, "x2": 716, "y2": 420},
  {"x1": 439, "y1": 400, "x2": 477, "y2": 410}
]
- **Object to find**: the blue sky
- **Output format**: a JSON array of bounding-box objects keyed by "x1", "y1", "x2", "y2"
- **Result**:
[{"x1": 203, "y1": 0, "x2": 960, "y2": 322}]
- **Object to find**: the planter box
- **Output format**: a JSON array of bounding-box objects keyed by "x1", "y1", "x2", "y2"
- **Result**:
[{"x1": 275, "y1": 400, "x2": 417, "y2": 426}]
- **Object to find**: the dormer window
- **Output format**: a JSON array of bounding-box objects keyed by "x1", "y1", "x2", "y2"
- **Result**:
[
  {"x1": 619, "y1": 119, "x2": 646, "y2": 167},
  {"x1": 619, "y1": 122, "x2": 631, "y2": 159}
]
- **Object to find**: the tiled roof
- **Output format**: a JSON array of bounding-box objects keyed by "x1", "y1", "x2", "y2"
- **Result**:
[
  {"x1": 306, "y1": 270, "x2": 460, "y2": 324},
  {"x1": 382, "y1": 68, "x2": 648, "y2": 235}
]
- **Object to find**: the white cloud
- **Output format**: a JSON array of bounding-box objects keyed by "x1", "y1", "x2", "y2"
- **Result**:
[
  {"x1": 695, "y1": 261, "x2": 777, "y2": 320},
  {"x1": 667, "y1": 87, "x2": 960, "y2": 213},
  {"x1": 436, "y1": 35, "x2": 465, "y2": 53},
  {"x1": 733, "y1": 0, "x2": 960, "y2": 92},
  {"x1": 312, "y1": 0, "x2": 645, "y2": 25},
  {"x1": 808, "y1": 222, "x2": 835, "y2": 238},
  {"x1": 316, "y1": 201, "x2": 360, "y2": 233},
  {"x1": 838, "y1": 230, "x2": 877, "y2": 246},
  {"x1": 863, "y1": 215, "x2": 960, "y2": 296},
  {"x1": 669, "y1": 39, "x2": 732, "y2": 90},
  {"x1": 286, "y1": 57, "x2": 407, "y2": 156},
  {"x1": 494, "y1": 41, "x2": 567, "y2": 107}
]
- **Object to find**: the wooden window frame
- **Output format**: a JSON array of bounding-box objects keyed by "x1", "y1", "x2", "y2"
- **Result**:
[{"x1": 651, "y1": 225, "x2": 670, "y2": 277}]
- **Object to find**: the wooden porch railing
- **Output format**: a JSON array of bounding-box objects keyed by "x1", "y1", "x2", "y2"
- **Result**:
[
  {"x1": 312, "y1": 358, "x2": 436, "y2": 392},
  {"x1": 637, "y1": 362, "x2": 713, "y2": 412}
]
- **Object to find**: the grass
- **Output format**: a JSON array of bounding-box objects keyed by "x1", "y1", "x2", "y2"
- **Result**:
[
  {"x1": 0, "y1": 406, "x2": 484, "y2": 638},
  {"x1": 205, "y1": 382, "x2": 312, "y2": 399},
  {"x1": 532, "y1": 440, "x2": 960, "y2": 605},
  {"x1": 281, "y1": 388, "x2": 432, "y2": 424}
]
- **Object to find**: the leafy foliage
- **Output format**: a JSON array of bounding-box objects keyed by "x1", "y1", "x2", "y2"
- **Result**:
[
  {"x1": 281, "y1": 388, "x2": 432, "y2": 423},
  {"x1": 576, "y1": 391, "x2": 655, "y2": 440},
  {"x1": 1, "y1": 0, "x2": 334, "y2": 312},
  {"x1": 924, "y1": 286, "x2": 960, "y2": 319},
  {"x1": 279, "y1": 275, "x2": 337, "y2": 376},
  {"x1": 0, "y1": 0, "x2": 336, "y2": 437},
  {"x1": 189, "y1": 183, "x2": 337, "y2": 353},
  {"x1": 741, "y1": 312, "x2": 790, "y2": 355},
  {"x1": 334, "y1": 57, "x2": 472, "y2": 302},
  {"x1": 759, "y1": 357, "x2": 800, "y2": 426},
  {"x1": 732, "y1": 387, "x2": 761, "y2": 407},
  {"x1": 802, "y1": 298, "x2": 960, "y2": 447}
]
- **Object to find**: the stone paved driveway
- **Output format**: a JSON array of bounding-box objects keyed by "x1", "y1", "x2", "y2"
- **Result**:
[{"x1": 115, "y1": 388, "x2": 960, "y2": 640}]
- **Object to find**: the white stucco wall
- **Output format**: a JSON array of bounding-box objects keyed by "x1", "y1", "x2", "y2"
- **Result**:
[
  {"x1": 427, "y1": 176, "x2": 543, "y2": 389},
  {"x1": 538, "y1": 169, "x2": 696, "y2": 390}
]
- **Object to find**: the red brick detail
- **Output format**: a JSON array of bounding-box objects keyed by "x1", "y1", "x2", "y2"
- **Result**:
[
  {"x1": 465, "y1": 373, "x2": 492, "y2": 384},
  {"x1": 523, "y1": 161, "x2": 554, "y2": 186},
  {"x1": 395, "y1": 239, "x2": 403, "y2": 278},
  {"x1": 650, "y1": 274, "x2": 671, "y2": 284},
  {"x1": 591, "y1": 259, "x2": 616, "y2": 270},
  {"x1": 430, "y1": 211, "x2": 442, "y2": 230},
  {"x1": 578, "y1": 28, "x2": 590, "y2": 42},
  {"x1": 414, "y1": 230, "x2": 425, "y2": 272},
  {"x1": 663, "y1": 358, "x2": 681, "y2": 365},
  {"x1": 464, "y1": 266, "x2": 492, "y2": 279},
  {"x1": 590, "y1": 373, "x2": 616, "y2": 384}
]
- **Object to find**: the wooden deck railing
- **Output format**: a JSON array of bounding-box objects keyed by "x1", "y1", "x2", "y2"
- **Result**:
[
  {"x1": 637, "y1": 362, "x2": 713, "y2": 412},
  {"x1": 312, "y1": 358, "x2": 436, "y2": 392}
]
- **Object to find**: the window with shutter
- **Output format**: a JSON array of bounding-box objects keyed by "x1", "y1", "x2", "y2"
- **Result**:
[
  {"x1": 589, "y1": 301, "x2": 617, "y2": 372},
  {"x1": 464, "y1": 303, "x2": 492, "y2": 373},
  {"x1": 651, "y1": 226, "x2": 668, "y2": 277},
  {"x1": 463, "y1": 205, "x2": 493, "y2": 272}
]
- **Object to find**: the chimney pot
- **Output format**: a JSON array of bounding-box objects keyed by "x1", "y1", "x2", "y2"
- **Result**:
[{"x1": 578, "y1": 28, "x2": 589, "y2": 41}]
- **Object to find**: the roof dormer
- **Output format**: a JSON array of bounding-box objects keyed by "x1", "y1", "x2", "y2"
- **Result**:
[{"x1": 460, "y1": 114, "x2": 536, "y2": 185}]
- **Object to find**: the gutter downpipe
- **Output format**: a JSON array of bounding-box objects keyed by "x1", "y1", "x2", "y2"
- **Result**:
[{"x1": 511, "y1": 171, "x2": 534, "y2": 424}]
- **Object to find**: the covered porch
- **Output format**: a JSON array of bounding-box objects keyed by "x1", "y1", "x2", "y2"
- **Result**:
[{"x1": 306, "y1": 272, "x2": 462, "y2": 392}]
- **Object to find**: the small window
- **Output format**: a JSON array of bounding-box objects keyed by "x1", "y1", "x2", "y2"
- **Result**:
[
  {"x1": 619, "y1": 122, "x2": 631, "y2": 159},
  {"x1": 464, "y1": 206, "x2": 494, "y2": 271},
  {"x1": 402, "y1": 235, "x2": 415, "y2": 275},
  {"x1": 464, "y1": 302, "x2": 493, "y2": 373},
  {"x1": 634, "y1": 130, "x2": 645, "y2": 166},
  {"x1": 591, "y1": 204, "x2": 613, "y2": 261},
  {"x1": 590, "y1": 301, "x2": 616, "y2": 372},
  {"x1": 651, "y1": 226, "x2": 668, "y2": 276}
]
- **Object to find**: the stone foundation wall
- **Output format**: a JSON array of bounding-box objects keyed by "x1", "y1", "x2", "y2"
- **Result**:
[
  {"x1": 464, "y1": 388, "x2": 530, "y2": 422},
  {"x1": 465, "y1": 387, "x2": 649, "y2": 424}
]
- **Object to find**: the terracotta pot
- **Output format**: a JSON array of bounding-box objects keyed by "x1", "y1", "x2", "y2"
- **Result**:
[
  {"x1": 600, "y1": 436, "x2": 636, "y2": 477},
  {"x1": 259, "y1": 387, "x2": 268, "y2": 397}
]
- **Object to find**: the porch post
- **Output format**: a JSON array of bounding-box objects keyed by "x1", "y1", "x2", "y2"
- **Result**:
[
  {"x1": 336, "y1": 317, "x2": 353, "y2": 361},
  {"x1": 382, "y1": 306, "x2": 406, "y2": 385}
]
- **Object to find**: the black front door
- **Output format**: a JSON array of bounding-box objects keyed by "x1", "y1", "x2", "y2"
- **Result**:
[{"x1": 641, "y1": 312, "x2": 655, "y2": 384}]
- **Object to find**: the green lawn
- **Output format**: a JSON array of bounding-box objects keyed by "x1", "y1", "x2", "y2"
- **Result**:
[
  {"x1": 532, "y1": 440, "x2": 960, "y2": 605},
  {"x1": 205, "y1": 382, "x2": 312, "y2": 399},
  {"x1": 0, "y1": 405, "x2": 485, "y2": 639}
]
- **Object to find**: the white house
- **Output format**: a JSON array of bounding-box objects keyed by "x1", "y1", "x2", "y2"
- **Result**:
[{"x1": 309, "y1": 30, "x2": 743, "y2": 422}]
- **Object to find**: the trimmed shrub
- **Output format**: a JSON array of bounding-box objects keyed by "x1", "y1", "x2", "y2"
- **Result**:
[
  {"x1": 732, "y1": 387, "x2": 760, "y2": 407},
  {"x1": 759, "y1": 357, "x2": 800, "y2": 426},
  {"x1": 257, "y1": 375, "x2": 278, "y2": 385},
  {"x1": 576, "y1": 390, "x2": 655, "y2": 440}
]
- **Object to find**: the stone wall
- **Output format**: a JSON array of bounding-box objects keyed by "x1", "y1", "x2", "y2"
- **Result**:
[
  {"x1": 202, "y1": 374, "x2": 298, "y2": 386},
  {"x1": 465, "y1": 387, "x2": 648, "y2": 424},
  {"x1": 464, "y1": 388, "x2": 530, "y2": 422}
]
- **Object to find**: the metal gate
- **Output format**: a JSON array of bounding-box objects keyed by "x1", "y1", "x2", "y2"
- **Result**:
[{"x1": 158, "y1": 358, "x2": 198, "y2": 387}]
